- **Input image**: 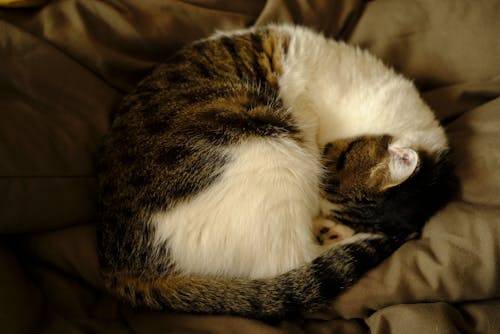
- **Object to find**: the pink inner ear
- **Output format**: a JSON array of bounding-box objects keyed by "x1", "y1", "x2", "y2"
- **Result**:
[
  {"x1": 384, "y1": 146, "x2": 419, "y2": 189},
  {"x1": 390, "y1": 146, "x2": 415, "y2": 167}
]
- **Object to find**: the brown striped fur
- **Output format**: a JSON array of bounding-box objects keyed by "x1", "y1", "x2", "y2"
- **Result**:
[{"x1": 97, "y1": 25, "x2": 454, "y2": 320}]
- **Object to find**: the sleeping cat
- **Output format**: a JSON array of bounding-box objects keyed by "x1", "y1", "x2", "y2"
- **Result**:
[{"x1": 97, "y1": 25, "x2": 453, "y2": 320}]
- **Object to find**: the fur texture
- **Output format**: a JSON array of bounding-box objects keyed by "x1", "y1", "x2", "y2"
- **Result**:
[{"x1": 97, "y1": 25, "x2": 454, "y2": 320}]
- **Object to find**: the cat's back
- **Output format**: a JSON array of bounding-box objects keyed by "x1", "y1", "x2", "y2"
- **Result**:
[
  {"x1": 98, "y1": 26, "x2": 304, "y2": 215},
  {"x1": 97, "y1": 26, "x2": 323, "y2": 279}
]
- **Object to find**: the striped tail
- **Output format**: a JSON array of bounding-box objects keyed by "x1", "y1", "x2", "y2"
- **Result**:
[{"x1": 104, "y1": 234, "x2": 401, "y2": 320}]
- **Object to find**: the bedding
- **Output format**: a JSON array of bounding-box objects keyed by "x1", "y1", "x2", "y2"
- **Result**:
[{"x1": 1, "y1": 0, "x2": 500, "y2": 333}]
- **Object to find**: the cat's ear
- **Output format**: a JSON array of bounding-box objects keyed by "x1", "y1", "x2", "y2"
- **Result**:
[{"x1": 380, "y1": 146, "x2": 419, "y2": 190}]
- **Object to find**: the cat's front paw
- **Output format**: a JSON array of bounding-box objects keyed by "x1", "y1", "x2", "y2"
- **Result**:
[{"x1": 314, "y1": 217, "x2": 355, "y2": 246}]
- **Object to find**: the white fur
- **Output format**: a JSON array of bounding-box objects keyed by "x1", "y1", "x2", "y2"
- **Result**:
[
  {"x1": 275, "y1": 25, "x2": 448, "y2": 153},
  {"x1": 152, "y1": 137, "x2": 322, "y2": 279},
  {"x1": 151, "y1": 25, "x2": 449, "y2": 279}
]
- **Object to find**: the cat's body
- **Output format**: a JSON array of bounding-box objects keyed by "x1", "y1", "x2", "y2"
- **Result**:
[{"x1": 97, "y1": 25, "x2": 453, "y2": 319}]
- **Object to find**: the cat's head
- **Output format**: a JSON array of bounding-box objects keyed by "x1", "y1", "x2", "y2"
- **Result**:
[{"x1": 320, "y1": 135, "x2": 455, "y2": 238}]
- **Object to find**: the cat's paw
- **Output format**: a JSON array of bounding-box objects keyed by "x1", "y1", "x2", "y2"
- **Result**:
[
  {"x1": 339, "y1": 232, "x2": 383, "y2": 245},
  {"x1": 314, "y1": 218, "x2": 355, "y2": 246}
]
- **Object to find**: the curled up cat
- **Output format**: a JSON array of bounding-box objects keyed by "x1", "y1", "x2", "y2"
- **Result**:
[{"x1": 97, "y1": 24, "x2": 454, "y2": 320}]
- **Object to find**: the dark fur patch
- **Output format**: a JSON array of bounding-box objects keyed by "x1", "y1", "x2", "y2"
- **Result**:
[
  {"x1": 97, "y1": 27, "x2": 454, "y2": 321},
  {"x1": 156, "y1": 146, "x2": 191, "y2": 165},
  {"x1": 322, "y1": 136, "x2": 455, "y2": 237},
  {"x1": 165, "y1": 70, "x2": 189, "y2": 84},
  {"x1": 220, "y1": 36, "x2": 245, "y2": 79},
  {"x1": 145, "y1": 119, "x2": 169, "y2": 135}
]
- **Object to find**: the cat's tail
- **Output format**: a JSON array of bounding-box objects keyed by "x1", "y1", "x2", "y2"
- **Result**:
[{"x1": 103, "y1": 234, "x2": 400, "y2": 320}]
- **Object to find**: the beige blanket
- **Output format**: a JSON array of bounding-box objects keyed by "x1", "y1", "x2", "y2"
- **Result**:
[{"x1": 1, "y1": 1, "x2": 500, "y2": 333}]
